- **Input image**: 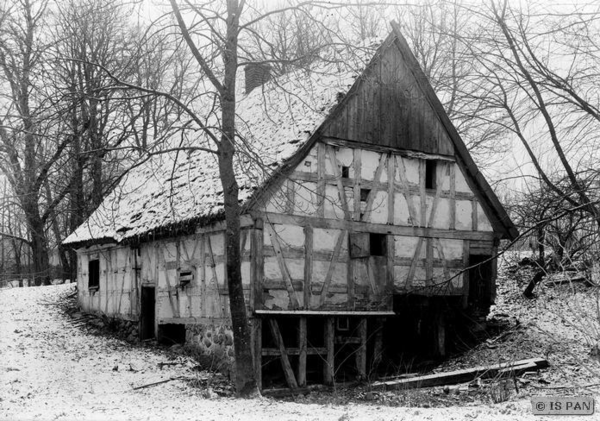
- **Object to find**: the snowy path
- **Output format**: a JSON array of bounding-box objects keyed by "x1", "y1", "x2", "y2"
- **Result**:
[{"x1": 0, "y1": 285, "x2": 572, "y2": 421}]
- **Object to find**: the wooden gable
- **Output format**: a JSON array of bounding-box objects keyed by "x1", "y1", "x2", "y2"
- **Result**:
[{"x1": 323, "y1": 35, "x2": 454, "y2": 156}]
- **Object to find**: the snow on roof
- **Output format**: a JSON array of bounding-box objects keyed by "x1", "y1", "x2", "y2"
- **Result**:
[{"x1": 64, "y1": 42, "x2": 380, "y2": 246}]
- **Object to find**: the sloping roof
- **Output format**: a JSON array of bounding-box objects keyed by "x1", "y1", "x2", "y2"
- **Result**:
[
  {"x1": 64, "y1": 42, "x2": 378, "y2": 246},
  {"x1": 64, "y1": 27, "x2": 517, "y2": 248}
]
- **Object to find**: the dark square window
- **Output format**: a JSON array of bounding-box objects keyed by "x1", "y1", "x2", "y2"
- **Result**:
[
  {"x1": 360, "y1": 188, "x2": 370, "y2": 202},
  {"x1": 425, "y1": 160, "x2": 437, "y2": 190},
  {"x1": 341, "y1": 166, "x2": 350, "y2": 178},
  {"x1": 89, "y1": 259, "x2": 100, "y2": 289},
  {"x1": 369, "y1": 233, "x2": 387, "y2": 256}
]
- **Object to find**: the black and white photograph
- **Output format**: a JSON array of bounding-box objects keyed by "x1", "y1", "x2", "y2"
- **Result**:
[{"x1": 1, "y1": 0, "x2": 599, "y2": 419}]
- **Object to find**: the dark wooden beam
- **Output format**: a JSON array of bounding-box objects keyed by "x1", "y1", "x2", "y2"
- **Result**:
[
  {"x1": 268, "y1": 319, "x2": 299, "y2": 389},
  {"x1": 371, "y1": 357, "x2": 549, "y2": 390},
  {"x1": 298, "y1": 317, "x2": 307, "y2": 387},
  {"x1": 324, "y1": 317, "x2": 335, "y2": 385}
]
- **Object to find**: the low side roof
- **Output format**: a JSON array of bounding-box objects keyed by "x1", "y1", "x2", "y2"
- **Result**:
[{"x1": 64, "y1": 42, "x2": 377, "y2": 247}]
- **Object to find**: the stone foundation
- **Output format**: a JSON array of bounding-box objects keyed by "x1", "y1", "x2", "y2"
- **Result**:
[{"x1": 185, "y1": 323, "x2": 235, "y2": 376}]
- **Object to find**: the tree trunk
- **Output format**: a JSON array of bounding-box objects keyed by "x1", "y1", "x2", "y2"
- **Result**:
[
  {"x1": 218, "y1": 0, "x2": 258, "y2": 397},
  {"x1": 26, "y1": 208, "x2": 50, "y2": 286},
  {"x1": 523, "y1": 270, "x2": 545, "y2": 299}
]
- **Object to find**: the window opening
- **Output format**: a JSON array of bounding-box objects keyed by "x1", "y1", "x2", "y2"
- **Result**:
[
  {"x1": 341, "y1": 166, "x2": 350, "y2": 178},
  {"x1": 425, "y1": 160, "x2": 437, "y2": 190},
  {"x1": 359, "y1": 188, "x2": 370, "y2": 219},
  {"x1": 178, "y1": 268, "x2": 194, "y2": 286},
  {"x1": 370, "y1": 233, "x2": 387, "y2": 256}
]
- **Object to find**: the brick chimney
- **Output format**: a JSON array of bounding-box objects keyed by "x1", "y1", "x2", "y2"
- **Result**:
[{"x1": 244, "y1": 63, "x2": 271, "y2": 94}]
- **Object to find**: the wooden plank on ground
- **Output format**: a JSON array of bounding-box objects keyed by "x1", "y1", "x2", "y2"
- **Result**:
[{"x1": 370, "y1": 358, "x2": 549, "y2": 390}]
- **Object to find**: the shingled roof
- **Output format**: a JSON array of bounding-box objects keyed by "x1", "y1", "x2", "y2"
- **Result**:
[{"x1": 63, "y1": 41, "x2": 379, "y2": 247}]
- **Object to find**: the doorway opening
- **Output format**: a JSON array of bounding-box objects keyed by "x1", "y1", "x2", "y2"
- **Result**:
[{"x1": 140, "y1": 286, "x2": 155, "y2": 340}]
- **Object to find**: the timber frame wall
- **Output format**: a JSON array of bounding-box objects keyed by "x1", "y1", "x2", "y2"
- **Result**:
[
  {"x1": 73, "y1": 27, "x2": 514, "y2": 389},
  {"x1": 75, "y1": 139, "x2": 500, "y2": 389}
]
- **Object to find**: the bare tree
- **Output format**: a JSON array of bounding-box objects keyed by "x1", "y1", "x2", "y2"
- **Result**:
[{"x1": 0, "y1": 0, "x2": 66, "y2": 285}]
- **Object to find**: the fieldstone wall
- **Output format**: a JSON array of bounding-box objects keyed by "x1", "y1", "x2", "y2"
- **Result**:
[{"x1": 185, "y1": 323, "x2": 235, "y2": 375}]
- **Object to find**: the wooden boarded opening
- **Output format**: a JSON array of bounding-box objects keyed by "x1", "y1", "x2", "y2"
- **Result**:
[
  {"x1": 255, "y1": 315, "x2": 383, "y2": 390},
  {"x1": 140, "y1": 286, "x2": 155, "y2": 340},
  {"x1": 382, "y1": 295, "x2": 463, "y2": 373},
  {"x1": 467, "y1": 255, "x2": 494, "y2": 316}
]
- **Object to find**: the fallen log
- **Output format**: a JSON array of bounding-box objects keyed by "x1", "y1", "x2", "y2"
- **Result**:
[
  {"x1": 132, "y1": 376, "x2": 185, "y2": 390},
  {"x1": 370, "y1": 357, "x2": 548, "y2": 390}
]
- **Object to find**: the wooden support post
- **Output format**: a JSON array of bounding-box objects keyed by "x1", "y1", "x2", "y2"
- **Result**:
[
  {"x1": 253, "y1": 318, "x2": 263, "y2": 390},
  {"x1": 353, "y1": 149, "x2": 362, "y2": 220},
  {"x1": 462, "y1": 240, "x2": 470, "y2": 308},
  {"x1": 268, "y1": 319, "x2": 298, "y2": 389},
  {"x1": 387, "y1": 154, "x2": 395, "y2": 225},
  {"x1": 419, "y1": 160, "x2": 427, "y2": 226},
  {"x1": 298, "y1": 317, "x2": 307, "y2": 387},
  {"x1": 490, "y1": 241, "x2": 499, "y2": 304},
  {"x1": 435, "y1": 310, "x2": 446, "y2": 357},
  {"x1": 372, "y1": 317, "x2": 384, "y2": 372},
  {"x1": 267, "y1": 223, "x2": 300, "y2": 309},
  {"x1": 347, "y1": 254, "x2": 355, "y2": 306},
  {"x1": 303, "y1": 226, "x2": 313, "y2": 310},
  {"x1": 251, "y1": 220, "x2": 264, "y2": 310},
  {"x1": 426, "y1": 238, "x2": 433, "y2": 287},
  {"x1": 319, "y1": 230, "x2": 347, "y2": 306},
  {"x1": 386, "y1": 234, "x2": 395, "y2": 301},
  {"x1": 357, "y1": 318, "x2": 368, "y2": 381},
  {"x1": 471, "y1": 199, "x2": 478, "y2": 231},
  {"x1": 449, "y1": 164, "x2": 456, "y2": 230},
  {"x1": 324, "y1": 317, "x2": 335, "y2": 385},
  {"x1": 317, "y1": 143, "x2": 326, "y2": 218}
]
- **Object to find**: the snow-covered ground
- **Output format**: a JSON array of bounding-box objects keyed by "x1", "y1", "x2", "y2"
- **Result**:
[{"x1": 0, "y1": 284, "x2": 593, "y2": 420}]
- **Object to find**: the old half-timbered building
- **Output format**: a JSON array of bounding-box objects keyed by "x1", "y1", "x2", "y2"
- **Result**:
[{"x1": 64, "y1": 24, "x2": 517, "y2": 390}]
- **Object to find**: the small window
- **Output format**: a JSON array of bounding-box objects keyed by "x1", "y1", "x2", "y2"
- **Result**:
[
  {"x1": 341, "y1": 166, "x2": 350, "y2": 178},
  {"x1": 425, "y1": 160, "x2": 437, "y2": 190},
  {"x1": 89, "y1": 259, "x2": 100, "y2": 290},
  {"x1": 370, "y1": 233, "x2": 387, "y2": 256},
  {"x1": 360, "y1": 188, "x2": 370, "y2": 202},
  {"x1": 350, "y1": 233, "x2": 387, "y2": 258}
]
